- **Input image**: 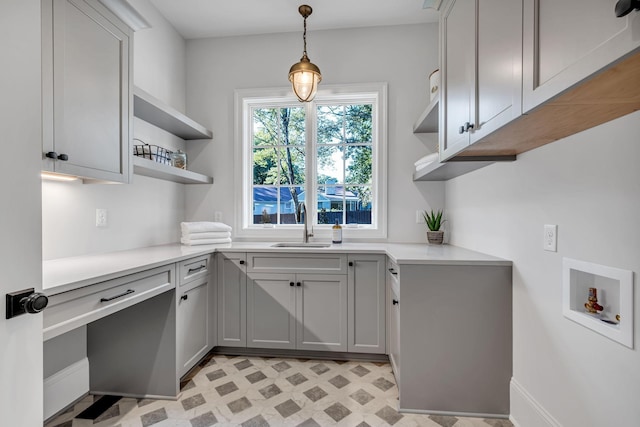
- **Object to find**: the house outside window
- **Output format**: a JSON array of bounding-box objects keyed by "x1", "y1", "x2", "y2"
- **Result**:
[{"x1": 235, "y1": 83, "x2": 387, "y2": 240}]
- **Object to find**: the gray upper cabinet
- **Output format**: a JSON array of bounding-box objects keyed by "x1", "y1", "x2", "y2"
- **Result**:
[
  {"x1": 42, "y1": 0, "x2": 132, "y2": 182},
  {"x1": 523, "y1": 0, "x2": 640, "y2": 113},
  {"x1": 217, "y1": 253, "x2": 247, "y2": 347},
  {"x1": 440, "y1": 0, "x2": 523, "y2": 160},
  {"x1": 347, "y1": 255, "x2": 386, "y2": 354}
]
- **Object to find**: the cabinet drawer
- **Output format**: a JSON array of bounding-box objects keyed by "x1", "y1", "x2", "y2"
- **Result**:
[
  {"x1": 44, "y1": 265, "x2": 175, "y2": 341},
  {"x1": 247, "y1": 253, "x2": 347, "y2": 274},
  {"x1": 178, "y1": 255, "x2": 211, "y2": 286}
]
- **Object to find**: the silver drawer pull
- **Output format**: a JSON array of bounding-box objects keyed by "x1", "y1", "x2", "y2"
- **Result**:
[
  {"x1": 187, "y1": 265, "x2": 206, "y2": 274},
  {"x1": 100, "y1": 289, "x2": 135, "y2": 302}
]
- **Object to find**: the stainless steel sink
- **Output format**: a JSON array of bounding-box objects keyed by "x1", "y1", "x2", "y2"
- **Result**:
[{"x1": 271, "y1": 242, "x2": 332, "y2": 248}]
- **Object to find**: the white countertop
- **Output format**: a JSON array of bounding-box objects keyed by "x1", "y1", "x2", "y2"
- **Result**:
[{"x1": 43, "y1": 242, "x2": 510, "y2": 294}]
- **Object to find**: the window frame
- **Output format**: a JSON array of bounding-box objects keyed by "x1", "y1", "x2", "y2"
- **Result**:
[{"x1": 234, "y1": 83, "x2": 387, "y2": 241}]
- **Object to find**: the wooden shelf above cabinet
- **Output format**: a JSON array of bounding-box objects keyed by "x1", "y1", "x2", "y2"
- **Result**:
[
  {"x1": 413, "y1": 156, "x2": 516, "y2": 181},
  {"x1": 457, "y1": 50, "x2": 640, "y2": 158},
  {"x1": 133, "y1": 87, "x2": 213, "y2": 140},
  {"x1": 413, "y1": 97, "x2": 439, "y2": 133},
  {"x1": 132, "y1": 156, "x2": 213, "y2": 184}
]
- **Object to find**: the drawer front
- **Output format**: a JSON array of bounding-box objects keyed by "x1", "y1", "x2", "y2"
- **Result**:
[
  {"x1": 247, "y1": 253, "x2": 347, "y2": 275},
  {"x1": 178, "y1": 255, "x2": 211, "y2": 286},
  {"x1": 44, "y1": 265, "x2": 175, "y2": 340}
]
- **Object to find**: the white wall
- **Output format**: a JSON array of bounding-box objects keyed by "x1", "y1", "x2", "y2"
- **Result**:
[
  {"x1": 445, "y1": 111, "x2": 640, "y2": 426},
  {"x1": 184, "y1": 24, "x2": 445, "y2": 242},
  {"x1": 42, "y1": 0, "x2": 187, "y2": 260}
]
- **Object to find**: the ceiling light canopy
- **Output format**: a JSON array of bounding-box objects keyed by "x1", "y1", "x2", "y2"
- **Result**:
[{"x1": 288, "y1": 5, "x2": 322, "y2": 102}]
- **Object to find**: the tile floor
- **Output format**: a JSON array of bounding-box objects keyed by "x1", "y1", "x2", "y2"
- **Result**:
[{"x1": 45, "y1": 354, "x2": 514, "y2": 427}]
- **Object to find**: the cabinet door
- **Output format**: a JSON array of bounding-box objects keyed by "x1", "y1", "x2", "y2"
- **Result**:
[
  {"x1": 440, "y1": 0, "x2": 476, "y2": 160},
  {"x1": 296, "y1": 274, "x2": 347, "y2": 352},
  {"x1": 247, "y1": 273, "x2": 296, "y2": 349},
  {"x1": 347, "y1": 255, "x2": 386, "y2": 354},
  {"x1": 523, "y1": 0, "x2": 640, "y2": 112},
  {"x1": 388, "y1": 283, "x2": 401, "y2": 387},
  {"x1": 177, "y1": 280, "x2": 208, "y2": 376},
  {"x1": 43, "y1": 0, "x2": 131, "y2": 182},
  {"x1": 471, "y1": 0, "x2": 523, "y2": 144},
  {"x1": 217, "y1": 253, "x2": 247, "y2": 347}
]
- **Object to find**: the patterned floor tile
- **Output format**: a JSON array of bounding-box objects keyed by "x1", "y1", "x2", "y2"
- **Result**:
[
  {"x1": 324, "y1": 402, "x2": 352, "y2": 422},
  {"x1": 47, "y1": 353, "x2": 511, "y2": 427}
]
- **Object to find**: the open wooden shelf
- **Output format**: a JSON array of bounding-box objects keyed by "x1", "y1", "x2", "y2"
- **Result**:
[
  {"x1": 132, "y1": 156, "x2": 213, "y2": 184},
  {"x1": 413, "y1": 155, "x2": 516, "y2": 181},
  {"x1": 133, "y1": 86, "x2": 213, "y2": 140},
  {"x1": 412, "y1": 96, "x2": 439, "y2": 133}
]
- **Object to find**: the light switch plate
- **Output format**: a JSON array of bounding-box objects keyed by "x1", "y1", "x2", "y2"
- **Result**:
[{"x1": 544, "y1": 224, "x2": 557, "y2": 252}]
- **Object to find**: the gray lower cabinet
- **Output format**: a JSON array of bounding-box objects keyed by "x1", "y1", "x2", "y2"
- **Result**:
[
  {"x1": 177, "y1": 279, "x2": 209, "y2": 376},
  {"x1": 347, "y1": 255, "x2": 386, "y2": 354},
  {"x1": 217, "y1": 252, "x2": 247, "y2": 347},
  {"x1": 394, "y1": 263, "x2": 512, "y2": 416},
  {"x1": 386, "y1": 262, "x2": 401, "y2": 385},
  {"x1": 247, "y1": 272, "x2": 348, "y2": 352}
]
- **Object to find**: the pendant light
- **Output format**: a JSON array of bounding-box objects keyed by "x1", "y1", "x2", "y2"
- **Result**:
[{"x1": 288, "y1": 5, "x2": 322, "y2": 102}]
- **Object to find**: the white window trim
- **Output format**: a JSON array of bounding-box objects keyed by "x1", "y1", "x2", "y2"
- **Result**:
[{"x1": 234, "y1": 83, "x2": 387, "y2": 241}]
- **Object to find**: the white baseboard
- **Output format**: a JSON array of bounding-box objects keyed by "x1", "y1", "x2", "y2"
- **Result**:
[
  {"x1": 44, "y1": 358, "x2": 89, "y2": 421},
  {"x1": 510, "y1": 377, "x2": 562, "y2": 427}
]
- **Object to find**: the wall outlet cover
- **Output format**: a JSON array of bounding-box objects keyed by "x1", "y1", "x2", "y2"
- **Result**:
[
  {"x1": 96, "y1": 209, "x2": 108, "y2": 228},
  {"x1": 544, "y1": 224, "x2": 557, "y2": 251}
]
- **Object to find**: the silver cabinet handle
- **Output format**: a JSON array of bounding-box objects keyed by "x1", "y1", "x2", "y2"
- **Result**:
[
  {"x1": 100, "y1": 289, "x2": 135, "y2": 302},
  {"x1": 187, "y1": 265, "x2": 206, "y2": 274}
]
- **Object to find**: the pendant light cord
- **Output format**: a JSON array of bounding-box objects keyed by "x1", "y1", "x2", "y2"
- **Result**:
[{"x1": 303, "y1": 16, "x2": 308, "y2": 57}]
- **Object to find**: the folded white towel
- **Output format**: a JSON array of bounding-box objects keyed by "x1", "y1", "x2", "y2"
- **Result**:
[
  {"x1": 183, "y1": 231, "x2": 231, "y2": 240},
  {"x1": 180, "y1": 237, "x2": 232, "y2": 246},
  {"x1": 414, "y1": 152, "x2": 439, "y2": 167},
  {"x1": 181, "y1": 222, "x2": 232, "y2": 234}
]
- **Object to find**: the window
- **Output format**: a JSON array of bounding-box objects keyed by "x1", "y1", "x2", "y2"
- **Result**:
[{"x1": 235, "y1": 83, "x2": 387, "y2": 240}]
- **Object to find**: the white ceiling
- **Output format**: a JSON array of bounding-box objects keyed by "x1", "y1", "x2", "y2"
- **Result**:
[{"x1": 149, "y1": 0, "x2": 439, "y2": 39}]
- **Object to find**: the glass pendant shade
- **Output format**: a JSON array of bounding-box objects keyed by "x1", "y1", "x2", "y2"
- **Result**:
[{"x1": 289, "y1": 54, "x2": 322, "y2": 102}]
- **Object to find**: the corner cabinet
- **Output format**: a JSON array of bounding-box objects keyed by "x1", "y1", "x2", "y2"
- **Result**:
[
  {"x1": 42, "y1": 0, "x2": 132, "y2": 183},
  {"x1": 440, "y1": 0, "x2": 522, "y2": 161}
]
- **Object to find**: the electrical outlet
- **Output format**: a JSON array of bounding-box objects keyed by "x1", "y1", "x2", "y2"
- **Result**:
[
  {"x1": 544, "y1": 224, "x2": 557, "y2": 252},
  {"x1": 96, "y1": 209, "x2": 108, "y2": 228},
  {"x1": 416, "y1": 210, "x2": 423, "y2": 224},
  {"x1": 214, "y1": 211, "x2": 223, "y2": 222}
]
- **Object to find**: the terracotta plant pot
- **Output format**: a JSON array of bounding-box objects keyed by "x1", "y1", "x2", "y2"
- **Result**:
[{"x1": 426, "y1": 230, "x2": 444, "y2": 245}]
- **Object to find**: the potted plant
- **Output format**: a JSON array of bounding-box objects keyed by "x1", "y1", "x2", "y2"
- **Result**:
[{"x1": 423, "y1": 209, "x2": 445, "y2": 245}]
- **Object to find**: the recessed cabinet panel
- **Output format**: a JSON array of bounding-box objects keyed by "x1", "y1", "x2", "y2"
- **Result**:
[
  {"x1": 348, "y1": 255, "x2": 386, "y2": 354},
  {"x1": 473, "y1": 0, "x2": 522, "y2": 143},
  {"x1": 177, "y1": 281, "x2": 208, "y2": 376},
  {"x1": 217, "y1": 253, "x2": 247, "y2": 347},
  {"x1": 441, "y1": 0, "x2": 475, "y2": 159},
  {"x1": 523, "y1": 0, "x2": 640, "y2": 112},
  {"x1": 296, "y1": 274, "x2": 347, "y2": 352},
  {"x1": 247, "y1": 274, "x2": 296, "y2": 349}
]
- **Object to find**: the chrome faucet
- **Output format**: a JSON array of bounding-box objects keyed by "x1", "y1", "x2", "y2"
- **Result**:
[{"x1": 297, "y1": 202, "x2": 314, "y2": 243}]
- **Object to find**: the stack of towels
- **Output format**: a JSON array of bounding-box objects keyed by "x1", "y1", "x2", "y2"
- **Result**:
[
  {"x1": 415, "y1": 152, "x2": 439, "y2": 173},
  {"x1": 180, "y1": 222, "x2": 232, "y2": 246}
]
